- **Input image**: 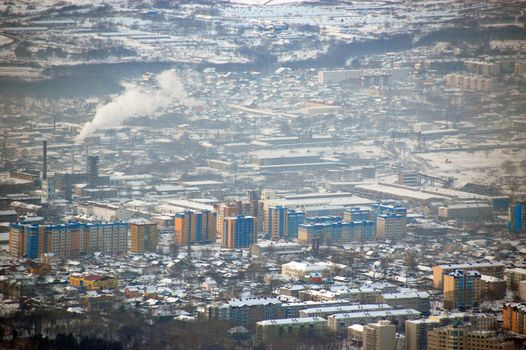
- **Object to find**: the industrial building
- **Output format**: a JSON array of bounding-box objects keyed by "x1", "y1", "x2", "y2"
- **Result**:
[{"x1": 438, "y1": 203, "x2": 493, "y2": 221}]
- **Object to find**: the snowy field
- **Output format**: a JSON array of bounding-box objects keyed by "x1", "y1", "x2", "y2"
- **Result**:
[{"x1": 416, "y1": 148, "x2": 526, "y2": 186}]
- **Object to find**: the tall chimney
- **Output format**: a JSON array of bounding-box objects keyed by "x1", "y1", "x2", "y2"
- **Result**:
[
  {"x1": 87, "y1": 155, "x2": 99, "y2": 188},
  {"x1": 42, "y1": 140, "x2": 47, "y2": 180}
]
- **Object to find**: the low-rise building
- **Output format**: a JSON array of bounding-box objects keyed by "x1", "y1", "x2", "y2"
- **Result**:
[
  {"x1": 69, "y1": 273, "x2": 118, "y2": 291},
  {"x1": 379, "y1": 291, "x2": 430, "y2": 315},
  {"x1": 203, "y1": 297, "x2": 282, "y2": 327},
  {"x1": 256, "y1": 317, "x2": 327, "y2": 343},
  {"x1": 327, "y1": 309, "x2": 420, "y2": 334},
  {"x1": 281, "y1": 261, "x2": 332, "y2": 279},
  {"x1": 250, "y1": 241, "x2": 303, "y2": 257},
  {"x1": 299, "y1": 304, "x2": 392, "y2": 319}
]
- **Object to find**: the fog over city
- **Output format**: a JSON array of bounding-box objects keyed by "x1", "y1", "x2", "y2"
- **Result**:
[{"x1": 0, "y1": 0, "x2": 526, "y2": 349}]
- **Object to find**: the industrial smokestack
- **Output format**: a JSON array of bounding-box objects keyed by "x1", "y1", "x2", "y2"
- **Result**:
[
  {"x1": 42, "y1": 140, "x2": 47, "y2": 180},
  {"x1": 87, "y1": 155, "x2": 99, "y2": 188}
]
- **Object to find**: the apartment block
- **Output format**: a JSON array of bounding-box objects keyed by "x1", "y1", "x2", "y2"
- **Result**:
[
  {"x1": 503, "y1": 302, "x2": 526, "y2": 335},
  {"x1": 327, "y1": 309, "x2": 420, "y2": 334},
  {"x1": 203, "y1": 297, "x2": 282, "y2": 327},
  {"x1": 222, "y1": 215, "x2": 256, "y2": 249},
  {"x1": 9, "y1": 222, "x2": 128, "y2": 259},
  {"x1": 174, "y1": 210, "x2": 216, "y2": 245},
  {"x1": 376, "y1": 214, "x2": 406, "y2": 240},
  {"x1": 298, "y1": 220, "x2": 375, "y2": 244},
  {"x1": 130, "y1": 222, "x2": 158, "y2": 253},
  {"x1": 443, "y1": 270, "x2": 481, "y2": 311},
  {"x1": 444, "y1": 73, "x2": 496, "y2": 91},
  {"x1": 405, "y1": 319, "x2": 441, "y2": 350},
  {"x1": 379, "y1": 291, "x2": 431, "y2": 315},
  {"x1": 256, "y1": 317, "x2": 327, "y2": 343},
  {"x1": 362, "y1": 320, "x2": 396, "y2": 350},
  {"x1": 427, "y1": 324, "x2": 514, "y2": 350},
  {"x1": 433, "y1": 262, "x2": 505, "y2": 289}
]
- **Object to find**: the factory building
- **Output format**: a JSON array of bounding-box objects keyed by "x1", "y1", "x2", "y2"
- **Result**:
[{"x1": 438, "y1": 203, "x2": 493, "y2": 221}]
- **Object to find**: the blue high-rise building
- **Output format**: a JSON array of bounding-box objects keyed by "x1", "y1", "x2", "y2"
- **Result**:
[
  {"x1": 25, "y1": 225, "x2": 40, "y2": 259},
  {"x1": 223, "y1": 215, "x2": 256, "y2": 248},
  {"x1": 287, "y1": 210, "x2": 305, "y2": 239},
  {"x1": 509, "y1": 201, "x2": 525, "y2": 234},
  {"x1": 8, "y1": 224, "x2": 40, "y2": 259}
]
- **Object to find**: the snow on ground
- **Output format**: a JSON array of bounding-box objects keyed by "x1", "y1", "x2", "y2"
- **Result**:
[
  {"x1": 229, "y1": 0, "x2": 315, "y2": 4},
  {"x1": 417, "y1": 148, "x2": 526, "y2": 186},
  {"x1": 0, "y1": 35, "x2": 13, "y2": 47}
]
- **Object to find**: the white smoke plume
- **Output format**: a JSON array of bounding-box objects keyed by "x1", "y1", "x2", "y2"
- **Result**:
[{"x1": 76, "y1": 70, "x2": 200, "y2": 142}]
